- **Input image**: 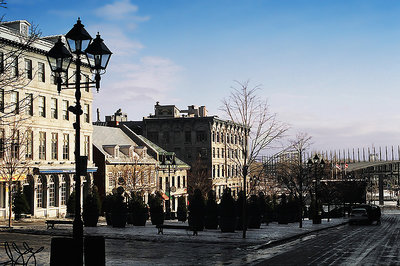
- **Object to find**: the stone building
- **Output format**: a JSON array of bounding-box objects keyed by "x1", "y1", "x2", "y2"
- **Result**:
[
  {"x1": 121, "y1": 102, "x2": 248, "y2": 200},
  {"x1": 92, "y1": 125, "x2": 190, "y2": 214},
  {"x1": 0, "y1": 20, "x2": 95, "y2": 219}
]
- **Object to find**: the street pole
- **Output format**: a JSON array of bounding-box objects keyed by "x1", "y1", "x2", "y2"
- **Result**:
[
  {"x1": 73, "y1": 55, "x2": 83, "y2": 265},
  {"x1": 167, "y1": 163, "x2": 171, "y2": 219},
  {"x1": 242, "y1": 165, "x2": 248, "y2": 239}
]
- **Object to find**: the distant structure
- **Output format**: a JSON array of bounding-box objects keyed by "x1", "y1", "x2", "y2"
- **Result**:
[{"x1": 102, "y1": 102, "x2": 249, "y2": 200}]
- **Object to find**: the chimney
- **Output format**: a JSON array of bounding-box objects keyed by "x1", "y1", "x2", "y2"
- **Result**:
[{"x1": 96, "y1": 108, "x2": 100, "y2": 122}]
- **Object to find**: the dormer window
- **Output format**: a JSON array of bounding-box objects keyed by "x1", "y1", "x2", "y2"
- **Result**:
[{"x1": 21, "y1": 24, "x2": 28, "y2": 37}]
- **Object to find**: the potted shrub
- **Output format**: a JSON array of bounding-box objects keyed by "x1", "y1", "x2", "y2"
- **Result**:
[
  {"x1": 83, "y1": 186, "x2": 101, "y2": 227},
  {"x1": 277, "y1": 193, "x2": 288, "y2": 224},
  {"x1": 128, "y1": 191, "x2": 148, "y2": 226},
  {"x1": 111, "y1": 187, "x2": 127, "y2": 228},
  {"x1": 149, "y1": 192, "x2": 164, "y2": 226},
  {"x1": 102, "y1": 194, "x2": 115, "y2": 225},
  {"x1": 219, "y1": 188, "x2": 236, "y2": 232},
  {"x1": 66, "y1": 191, "x2": 76, "y2": 218},
  {"x1": 188, "y1": 189, "x2": 205, "y2": 231},
  {"x1": 235, "y1": 191, "x2": 246, "y2": 230},
  {"x1": 13, "y1": 189, "x2": 30, "y2": 220},
  {"x1": 204, "y1": 190, "x2": 218, "y2": 229},
  {"x1": 247, "y1": 194, "x2": 262, "y2": 229},
  {"x1": 177, "y1": 196, "x2": 187, "y2": 222}
]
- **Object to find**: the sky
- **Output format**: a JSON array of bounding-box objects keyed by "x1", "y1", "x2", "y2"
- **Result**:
[{"x1": 4, "y1": 0, "x2": 400, "y2": 154}]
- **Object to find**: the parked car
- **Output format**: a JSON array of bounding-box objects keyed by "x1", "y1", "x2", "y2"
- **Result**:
[
  {"x1": 349, "y1": 208, "x2": 369, "y2": 225},
  {"x1": 349, "y1": 204, "x2": 381, "y2": 225}
]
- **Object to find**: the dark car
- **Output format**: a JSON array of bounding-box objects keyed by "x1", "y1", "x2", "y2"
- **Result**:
[{"x1": 349, "y1": 204, "x2": 381, "y2": 225}]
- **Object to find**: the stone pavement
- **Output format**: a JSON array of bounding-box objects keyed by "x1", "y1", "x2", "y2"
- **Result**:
[
  {"x1": 0, "y1": 216, "x2": 348, "y2": 265},
  {"x1": 1, "y1": 216, "x2": 348, "y2": 246}
]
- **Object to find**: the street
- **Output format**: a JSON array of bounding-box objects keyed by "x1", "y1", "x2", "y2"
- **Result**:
[
  {"x1": 253, "y1": 213, "x2": 400, "y2": 265},
  {"x1": 0, "y1": 214, "x2": 399, "y2": 265}
]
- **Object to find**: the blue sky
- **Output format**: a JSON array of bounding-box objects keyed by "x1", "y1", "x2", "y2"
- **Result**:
[{"x1": 5, "y1": 0, "x2": 400, "y2": 153}]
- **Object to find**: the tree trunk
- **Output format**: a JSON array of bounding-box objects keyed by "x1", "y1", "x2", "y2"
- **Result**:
[{"x1": 8, "y1": 183, "x2": 12, "y2": 228}]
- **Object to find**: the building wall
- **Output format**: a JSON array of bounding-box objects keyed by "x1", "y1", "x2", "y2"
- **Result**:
[
  {"x1": 0, "y1": 21, "x2": 95, "y2": 219},
  {"x1": 137, "y1": 106, "x2": 247, "y2": 200}
]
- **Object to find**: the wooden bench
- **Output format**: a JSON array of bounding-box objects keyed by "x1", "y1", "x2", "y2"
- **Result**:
[
  {"x1": 45, "y1": 220, "x2": 74, "y2": 229},
  {"x1": 156, "y1": 224, "x2": 198, "y2": 236}
]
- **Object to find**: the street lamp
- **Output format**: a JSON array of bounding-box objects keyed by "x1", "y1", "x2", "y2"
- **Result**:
[
  {"x1": 161, "y1": 152, "x2": 176, "y2": 220},
  {"x1": 307, "y1": 154, "x2": 325, "y2": 224},
  {"x1": 46, "y1": 18, "x2": 111, "y2": 265}
]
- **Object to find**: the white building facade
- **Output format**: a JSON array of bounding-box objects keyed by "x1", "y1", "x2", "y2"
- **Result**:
[{"x1": 0, "y1": 20, "x2": 95, "y2": 219}]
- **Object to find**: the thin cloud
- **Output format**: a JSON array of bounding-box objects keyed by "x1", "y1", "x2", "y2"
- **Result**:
[{"x1": 94, "y1": 0, "x2": 149, "y2": 22}]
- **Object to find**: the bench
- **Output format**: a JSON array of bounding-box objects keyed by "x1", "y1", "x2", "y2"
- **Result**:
[
  {"x1": 156, "y1": 224, "x2": 198, "y2": 236},
  {"x1": 45, "y1": 220, "x2": 73, "y2": 229}
]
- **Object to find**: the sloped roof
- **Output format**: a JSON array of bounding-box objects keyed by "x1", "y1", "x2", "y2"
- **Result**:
[{"x1": 93, "y1": 125, "x2": 156, "y2": 164}]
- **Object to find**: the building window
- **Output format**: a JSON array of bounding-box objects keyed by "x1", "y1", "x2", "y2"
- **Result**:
[
  {"x1": 222, "y1": 165, "x2": 224, "y2": 177},
  {"x1": 159, "y1": 177, "x2": 162, "y2": 190},
  {"x1": 196, "y1": 131, "x2": 206, "y2": 142},
  {"x1": 62, "y1": 100, "x2": 69, "y2": 120},
  {"x1": 38, "y1": 62, "x2": 45, "y2": 82},
  {"x1": 177, "y1": 176, "x2": 180, "y2": 188},
  {"x1": 60, "y1": 177, "x2": 67, "y2": 205},
  {"x1": 172, "y1": 176, "x2": 175, "y2": 187},
  {"x1": 0, "y1": 129, "x2": 4, "y2": 159},
  {"x1": 51, "y1": 133, "x2": 58, "y2": 160},
  {"x1": 25, "y1": 130, "x2": 33, "y2": 159},
  {"x1": 10, "y1": 91, "x2": 19, "y2": 114},
  {"x1": 212, "y1": 165, "x2": 215, "y2": 178},
  {"x1": 85, "y1": 75, "x2": 90, "y2": 92},
  {"x1": 39, "y1": 132, "x2": 46, "y2": 160},
  {"x1": 212, "y1": 131, "x2": 215, "y2": 142},
  {"x1": 11, "y1": 130, "x2": 19, "y2": 159},
  {"x1": 12, "y1": 57, "x2": 18, "y2": 77},
  {"x1": 84, "y1": 104, "x2": 89, "y2": 123},
  {"x1": 182, "y1": 176, "x2": 186, "y2": 188},
  {"x1": 51, "y1": 98, "x2": 58, "y2": 119},
  {"x1": 216, "y1": 132, "x2": 220, "y2": 142},
  {"x1": 25, "y1": 93, "x2": 33, "y2": 116},
  {"x1": 217, "y1": 148, "x2": 220, "y2": 158},
  {"x1": 212, "y1": 148, "x2": 215, "y2": 158},
  {"x1": 25, "y1": 59, "x2": 32, "y2": 79},
  {"x1": 63, "y1": 134, "x2": 69, "y2": 160},
  {"x1": 108, "y1": 173, "x2": 115, "y2": 188},
  {"x1": 84, "y1": 135, "x2": 90, "y2": 160},
  {"x1": 38, "y1": 96, "x2": 45, "y2": 117},
  {"x1": 49, "y1": 176, "x2": 56, "y2": 207},
  {"x1": 0, "y1": 88, "x2": 3, "y2": 112},
  {"x1": 162, "y1": 132, "x2": 169, "y2": 144},
  {"x1": 217, "y1": 165, "x2": 220, "y2": 177},
  {"x1": 0, "y1": 52, "x2": 3, "y2": 73},
  {"x1": 222, "y1": 148, "x2": 224, "y2": 158},
  {"x1": 184, "y1": 131, "x2": 191, "y2": 143},
  {"x1": 36, "y1": 177, "x2": 43, "y2": 208}
]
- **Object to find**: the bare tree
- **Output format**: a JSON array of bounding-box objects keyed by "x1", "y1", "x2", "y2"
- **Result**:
[
  {"x1": 108, "y1": 159, "x2": 156, "y2": 197},
  {"x1": 0, "y1": 13, "x2": 41, "y2": 227},
  {"x1": 221, "y1": 80, "x2": 288, "y2": 238},
  {"x1": 275, "y1": 132, "x2": 313, "y2": 228},
  {"x1": 0, "y1": 116, "x2": 33, "y2": 227}
]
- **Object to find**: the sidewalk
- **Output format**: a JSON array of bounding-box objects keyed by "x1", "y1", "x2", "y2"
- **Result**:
[{"x1": 1, "y1": 217, "x2": 348, "y2": 247}]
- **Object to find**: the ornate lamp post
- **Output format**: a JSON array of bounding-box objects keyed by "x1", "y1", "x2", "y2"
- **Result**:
[
  {"x1": 307, "y1": 154, "x2": 325, "y2": 224},
  {"x1": 161, "y1": 152, "x2": 176, "y2": 219},
  {"x1": 46, "y1": 18, "x2": 111, "y2": 264}
]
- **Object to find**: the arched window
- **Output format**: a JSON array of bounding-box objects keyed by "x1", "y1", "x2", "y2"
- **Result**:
[
  {"x1": 36, "y1": 176, "x2": 43, "y2": 208},
  {"x1": 49, "y1": 176, "x2": 56, "y2": 207},
  {"x1": 61, "y1": 176, "x2": 67, "y2": 206}
]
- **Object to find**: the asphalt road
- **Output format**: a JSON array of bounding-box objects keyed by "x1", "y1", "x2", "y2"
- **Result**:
[{"x1": 253, "y1": 214, "x2": 400, "y2": 265}]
